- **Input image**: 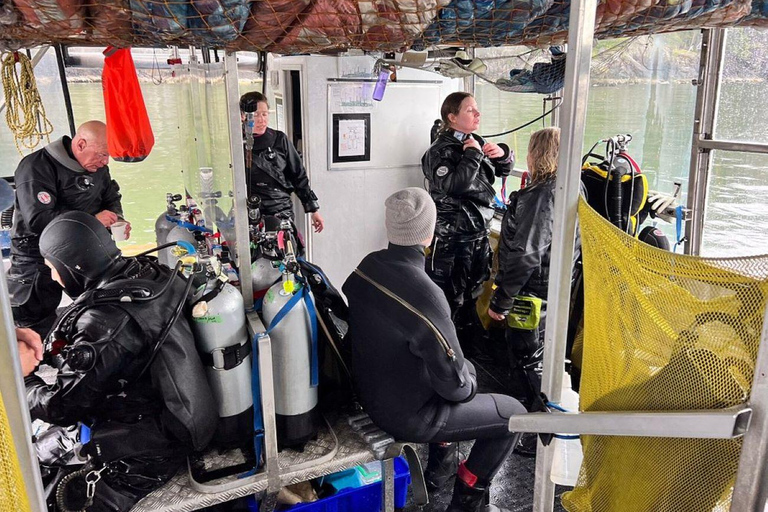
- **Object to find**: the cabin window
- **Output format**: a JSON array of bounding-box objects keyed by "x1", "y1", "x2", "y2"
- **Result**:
[
  {"x1": 476, "y1": 33, "x2": 702, "y2": 246},
  {"x1": 714, "y1": 27, "x2": 768, "y2": 145},
  {"x1": 701, "y1": 150, "x2": 768, "y2": 257}
]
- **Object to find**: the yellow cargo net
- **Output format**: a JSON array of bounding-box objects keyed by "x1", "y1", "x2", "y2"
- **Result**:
[
  {"x1": 563, "y1": 198, "x2": 768, "y2": 512},
  {"x1": 0, "y1": 391, "x2": 31, "y2": 512}
]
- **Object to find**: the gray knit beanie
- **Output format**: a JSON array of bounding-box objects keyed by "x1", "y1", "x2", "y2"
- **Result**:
[{"x1": 384, "y1": 188, "x2": 437, "y2": 246}]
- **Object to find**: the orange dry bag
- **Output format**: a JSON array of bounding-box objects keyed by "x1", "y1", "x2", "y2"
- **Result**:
[{"x1": 102, "y1": 47, "x2": 154, "y2": 162}]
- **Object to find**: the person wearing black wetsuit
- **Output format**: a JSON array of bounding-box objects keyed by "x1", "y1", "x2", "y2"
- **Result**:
[
  {"x1": 239, "y1": 91, "x2": 324, "y2": 233},
  {"x1": 8, "y1": 121, "x2": 126, "y2": 337},
  {"x1": 422, "y1": 93, "x2": 513, "y2": 352},
  {"x1": 28, "y1": 211, "x2": 217, "y2": 511}
]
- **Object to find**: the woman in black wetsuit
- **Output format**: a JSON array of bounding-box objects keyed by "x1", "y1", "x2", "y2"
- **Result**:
[
  {"x1": 239, "y1": 91, "x2": 324, "y2": 232},
  {"x1": 421, "y1": 92, "x2": 514, "y2": 349}
]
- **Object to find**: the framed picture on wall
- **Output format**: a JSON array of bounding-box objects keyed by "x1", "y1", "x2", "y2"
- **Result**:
[{"x1": 332, "y1": 113, "x2": 371, "y2": 163}]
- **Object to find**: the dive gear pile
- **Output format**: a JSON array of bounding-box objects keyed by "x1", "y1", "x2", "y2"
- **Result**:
[{"x1": 581, "y1": 134, "x2": 648, "y2": 236}]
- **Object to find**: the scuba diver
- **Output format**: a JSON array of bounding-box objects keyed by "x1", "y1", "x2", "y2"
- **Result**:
[
  {"x1": 487, "y1": 128, "x2": 579, "y2": 456},
  {"x1": 422, "y1": 92, "x2": 514, "y2": 352},
  {"x1": 344, "y1": 188, "x2": 526, "y2": 512},
  {"x1": 8, "y1": 120, "x2": 127, "y2": 338},
  {"x1": 28, "y1": 211, "x2": 217, "y2": 511},
  {"x1": 239, "y1": 91, "x2": 324, "y2": 233}
]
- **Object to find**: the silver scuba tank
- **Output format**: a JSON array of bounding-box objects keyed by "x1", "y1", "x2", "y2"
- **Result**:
[
  {"x1": 155, "y1": 215, "x2": 177, "y2": 267},
  {"x1": 165, "y1": 223, "x2": 197, "y2": 267},
  {"x1": 155, "y1": 193, "x2": 183, "y2": 267},
  {"x1": 191, "y1": 276, "x2": 254, "y2": 447},
  {"x1": 252, "y1": 258, "x2": 281, "y2": 299},
  {"x1": 262, "y1": 279, "x2": 321, "y2": 448}
]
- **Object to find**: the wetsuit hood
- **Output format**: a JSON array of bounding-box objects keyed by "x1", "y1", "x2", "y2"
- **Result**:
[{"x1": 39, "y1": 211, "x2": 122, "y2": 297}]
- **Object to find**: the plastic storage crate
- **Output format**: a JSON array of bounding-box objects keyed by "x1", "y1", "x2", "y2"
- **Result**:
[{"x1": 286, "y1": 456, "x2": 411, "y2": 511}]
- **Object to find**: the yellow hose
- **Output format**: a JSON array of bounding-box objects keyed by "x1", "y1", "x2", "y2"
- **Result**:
[{"x1": 2, "y1": 51, "x2": 54, "y2": 155}]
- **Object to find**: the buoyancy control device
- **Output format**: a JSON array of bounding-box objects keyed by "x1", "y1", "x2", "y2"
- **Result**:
[
  {"x1": 581, "y1": 134, "x2": 648, "y2": 236},
  {"x1": 190, "y1": 256, "x2": 254, "y2": 449},
  {"x1": 260, "y1": 221, "x2": 321, "y2": 449}
]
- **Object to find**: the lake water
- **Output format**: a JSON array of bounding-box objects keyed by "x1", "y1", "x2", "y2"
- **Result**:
[
  {"x1": 477, "y1": 80, "x2": 768, "y2": 257},
  {"x1": 1, "y1": 78, "x2": 766, "y2": 257}
]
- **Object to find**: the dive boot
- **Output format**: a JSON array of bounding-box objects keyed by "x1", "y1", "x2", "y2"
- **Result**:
[
  {"x1": 512, "y1": 432, "x2": 538, "y2": 457},
  {"x1": 424, "y1": 442, "x2": 459, "y2": 491},
  {"x1": 445, "y1": 477, "x2": 513, "y2": 512}
]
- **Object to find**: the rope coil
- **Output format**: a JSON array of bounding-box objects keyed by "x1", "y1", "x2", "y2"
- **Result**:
[{"x1": 2, "y1": 51, "x2": 53, "y2": 155}]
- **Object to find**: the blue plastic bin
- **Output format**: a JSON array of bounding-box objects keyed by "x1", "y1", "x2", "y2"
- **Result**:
[{"x1": 286, "y1": 456, "x2": 411, "y2": 512}]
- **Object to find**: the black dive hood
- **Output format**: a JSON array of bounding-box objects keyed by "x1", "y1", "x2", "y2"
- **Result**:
[{"x1": 40, "y1": 211, "x2": 123, "y2": 297}]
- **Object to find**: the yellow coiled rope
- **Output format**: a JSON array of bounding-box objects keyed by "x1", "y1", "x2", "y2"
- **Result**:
[{"x1": 2, "y1": 51, "x2": 54, "y2": 155}]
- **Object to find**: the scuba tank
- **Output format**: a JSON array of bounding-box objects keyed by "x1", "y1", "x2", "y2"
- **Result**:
[
  {"x1": 165, "y1": 196, "x2": 210, "y2": 267},
  {"x1": 581, "y1": 134, "x2": 648, "y2": 236},
  {"x1": 190, "y1": 257, "x2": 254, "y2": 448},
  {"x1": 155, "y1": 193, "x2": 183, "y2": 267},
  {"x1": 253, "y1": 258, "x2": 282, "y2": 299},
  {"x1": 249, "y1": 196, "x2": 281, "y2": 299},
  {"x1": 262, "y1": 278, "x2": 321, "y2": 449},
  {"x1": 165, "y1": 221, "x2": 197, "y2": 267},
  {"x1": 261, "y1": 221, "x2": 321, "y2": 449}
]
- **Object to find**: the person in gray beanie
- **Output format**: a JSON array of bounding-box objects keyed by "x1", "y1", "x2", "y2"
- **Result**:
[
  {"x1": 384, "y1": 187, "x2": 437, "y2": 246},
  {"x1": 343, "y1": 188, "x2": 526, "y2": 512}
]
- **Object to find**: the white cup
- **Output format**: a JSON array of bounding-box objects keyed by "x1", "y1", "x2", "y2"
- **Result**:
[{"x1": 112, "y1": 221, "x2": 128, "y2": 242}]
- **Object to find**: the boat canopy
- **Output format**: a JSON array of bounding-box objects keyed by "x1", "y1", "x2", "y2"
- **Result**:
[{"x1": 0, "y1": 0, "x2": 766, "y2": 53}]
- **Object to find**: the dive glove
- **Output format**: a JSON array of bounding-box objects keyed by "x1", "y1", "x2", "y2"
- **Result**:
[{"x1": 647, "y1": 190, "x2": 677, "y2": 223}]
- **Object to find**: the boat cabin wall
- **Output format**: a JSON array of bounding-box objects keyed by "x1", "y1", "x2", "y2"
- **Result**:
[{"x1": 270, "y1": 54, "x2": 461, "y2": 288}]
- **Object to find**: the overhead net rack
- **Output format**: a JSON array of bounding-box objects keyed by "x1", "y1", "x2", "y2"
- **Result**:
[{"x1": 0, "y1": 0, "x2": 766, "y2": 53}]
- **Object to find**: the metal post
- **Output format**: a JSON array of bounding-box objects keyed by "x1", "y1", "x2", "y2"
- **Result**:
[
  {"x1": 731, "y1": 303, "x2": 768, "y2": 511},
  {"x1": 532, "y1": 0, "x2": 596, "y2": 509},
  {"x1": 224, "y1": 51, "x2": 254, "y2": 309},
  {"x1": 54, "y1": 44, "x2": 76, "y2": 137},
  {"x1": 549, "y1": 92, "x2": 562, "y2": 128},
  {"x1": 256, "y1": 331, "x2": 281, "y2": 493},
  {"x1": 697, "y1": 139, "x2": 768, "y2": 155},
  {"x1": 261, "y1": 51, "x2": 268, "y2": 97},
  {"x1": 685, "y1": 28, "x2": 726, "y2": 256},
  {"x1": 509, "y1": 405, "x2": 751, "y2": 438},
  {"x1": 0, "y1": 273, "x2": 47, "y2": 512}
]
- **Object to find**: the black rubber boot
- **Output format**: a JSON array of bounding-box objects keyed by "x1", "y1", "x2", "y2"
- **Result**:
[
  {"x1": 424, "y1": 443, "x2": 459, "y2": 491},
  {"x1": 445, "y1": 478, "x2": 512, "y2": 512},
  {"x1": 512, "y1": 432, "x2": 538, "y2": 457}
]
